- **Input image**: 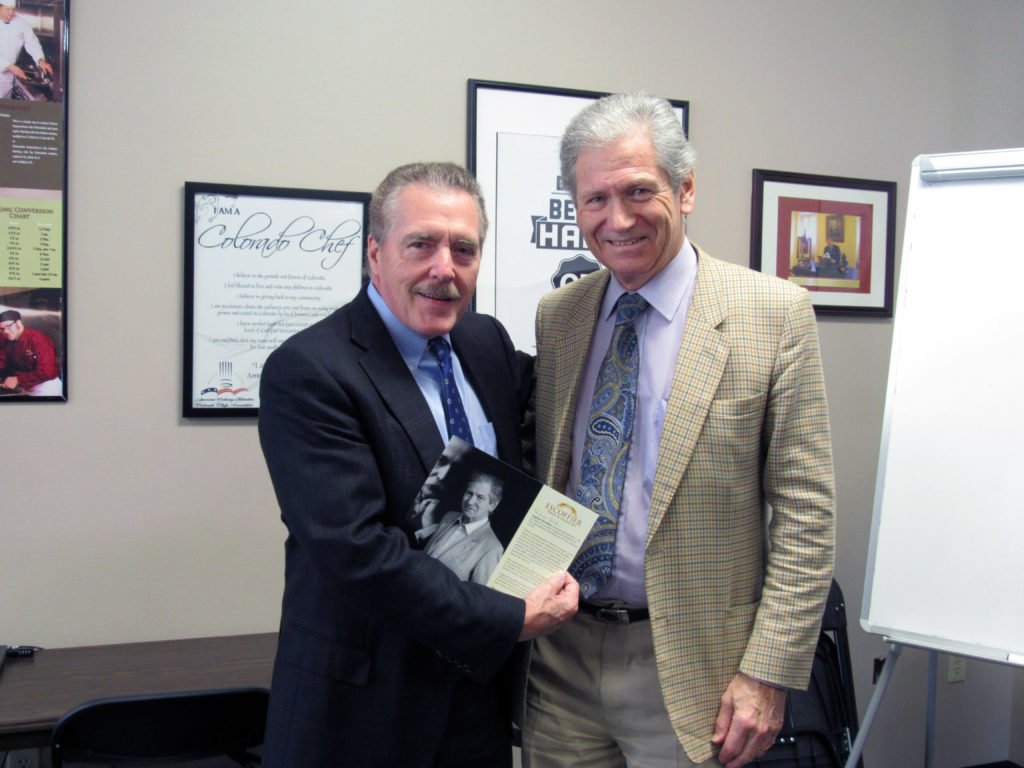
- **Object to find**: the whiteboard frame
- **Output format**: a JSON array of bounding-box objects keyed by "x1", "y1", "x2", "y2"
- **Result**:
[{"x1": 861, "y1": 148, "x2": 1024, "y2": 669}]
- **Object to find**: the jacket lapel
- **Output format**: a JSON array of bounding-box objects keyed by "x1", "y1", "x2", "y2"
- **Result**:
[
  {"x1": 646, "y1": 250, "x2": 730, "y2": 546},
  {"x1": 350, "y1": 289, "x2": 444, "y2": 475},
  {"x1": 450, "y1": 320, "x2": 516, "y2": 464},
  {"x1": 546, "y1": 272, "x2": 609, "y2": 492}
]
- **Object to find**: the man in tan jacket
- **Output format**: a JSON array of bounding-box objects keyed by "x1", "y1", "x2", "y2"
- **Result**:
[{"x1": 523, "y1": 92, "x2": 835, "y2": 768}]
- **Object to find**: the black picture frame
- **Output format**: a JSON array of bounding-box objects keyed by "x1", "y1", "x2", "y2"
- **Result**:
[
  {"x1": 751, "y1": 169, "x2": 896, "y2": 317},
  {"x1": 1, "y1": 0, "x2": 69, "y2": 402},
  {"x1": 183, "y1": 182, "x2": 369, "y2": 417},
  {"x1": 467, "y1": 79, "x2": 689, "y2": 350}
]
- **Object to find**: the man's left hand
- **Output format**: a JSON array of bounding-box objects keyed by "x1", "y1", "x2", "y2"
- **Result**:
[{"x1": 711, "y1": 672, "x2": 786, "y2": 768}]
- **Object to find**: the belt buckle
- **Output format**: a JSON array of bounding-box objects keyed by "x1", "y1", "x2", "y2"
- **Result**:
[{"x1": 595, "y1": 607, "x2": 631, "y2": 624}]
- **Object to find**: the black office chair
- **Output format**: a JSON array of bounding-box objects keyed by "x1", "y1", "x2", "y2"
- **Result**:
[
  {"x1": 749, "y1": 579, "x2": 862, "y2": 768},
  {"x1": 50, "y1": 687, "x2": 269, "y2": 767}
]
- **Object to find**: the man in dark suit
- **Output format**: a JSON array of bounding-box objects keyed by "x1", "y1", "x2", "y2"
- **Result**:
[{"x1": 258, "y1": 162, "x2": 579, "y2": 768}]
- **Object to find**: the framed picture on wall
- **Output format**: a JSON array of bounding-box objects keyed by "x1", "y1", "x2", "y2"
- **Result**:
[
  {"x1": 467, "y1": 79, "x2": 689, "y2": 351},
  {"x1": 1, "y1": 0, "x2": 69, "y2": 402},
  {"x1": 750, "y1": 169, "x2": 896, "y2": 317},
  {"x1": 183, "y1": 182, "x2": 370, "y2": 417}
]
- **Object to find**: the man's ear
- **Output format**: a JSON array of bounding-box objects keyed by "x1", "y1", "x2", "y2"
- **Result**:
[
  {"x1": 679, "y1": 171, "x2": 696, "y2": 216},
  {"x1": 367, "y1": 236, "x2": 381, "y2": 284}
]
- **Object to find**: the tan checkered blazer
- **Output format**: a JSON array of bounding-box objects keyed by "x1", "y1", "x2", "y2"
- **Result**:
[{"x1": 532, "y1": 246, "x2": 836, "y2": 763}]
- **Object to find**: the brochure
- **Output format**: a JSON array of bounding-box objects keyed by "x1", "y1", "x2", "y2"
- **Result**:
[{"x1": 408, "y1": 438, "x2": 596, "y2": 597}]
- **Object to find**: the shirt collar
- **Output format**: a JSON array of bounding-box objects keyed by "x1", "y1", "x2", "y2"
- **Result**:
[
  {"x1": 463, "y1": 517, "x2": 489, "y2": 535},
  {"x1": 601, "y1": 236, "x2": 697, "y2": 323},
  {"x1": 367, "y1": 282, "x2": 446, "y2": 369}
]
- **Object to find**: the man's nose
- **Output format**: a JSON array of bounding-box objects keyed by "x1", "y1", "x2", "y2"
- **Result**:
[
  {"x1": 608, "y1": 196, "x2": 636, "y2": 231},
  {"x1": 428, "y1": 246, "x2": 456, "y2": 280}
]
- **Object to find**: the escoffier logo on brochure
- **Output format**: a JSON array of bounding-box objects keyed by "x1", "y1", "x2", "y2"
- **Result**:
[{"x1": 544, "y1": 501, "x2": 584, "y2": 527}]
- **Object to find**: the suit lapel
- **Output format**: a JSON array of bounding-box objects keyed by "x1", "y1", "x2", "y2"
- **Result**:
[
  {"x1": 646, "y1": 250, "x2": 730, "y2": 546},
  {"x1": 546, "y1": 272, "x2": 609, "y2": 492},
  {"x1": 350, "y1": 289, "x2": 444, "y2": 475},
  {"x1": 450, "y1": 320, "x2": 515, "y2": 463}
]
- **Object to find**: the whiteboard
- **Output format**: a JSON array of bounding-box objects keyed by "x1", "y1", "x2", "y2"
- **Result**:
[{"x1": 861, "y1": 148, "x2": 1024, "y2": 667}]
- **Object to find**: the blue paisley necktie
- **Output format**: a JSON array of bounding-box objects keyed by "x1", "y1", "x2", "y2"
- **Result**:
[
  {"x1": 570, "y1": 292, "x2": 648, "y2": 599},
  {"x1": 428, "y1": 337, "x2": 474, "y2": 446}
]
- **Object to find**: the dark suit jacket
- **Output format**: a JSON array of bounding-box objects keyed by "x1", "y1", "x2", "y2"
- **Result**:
[{"x1": 258, "y1": 287, "x2": 529, "y2": 767}]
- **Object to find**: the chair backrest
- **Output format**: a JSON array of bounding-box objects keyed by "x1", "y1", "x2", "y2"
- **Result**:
[
  {"x1": 50, "y1": 687, "x2": 269, "y2": 767},
  {"x1": 749, "y1": 578, "x2": 862, "y2": 768}
]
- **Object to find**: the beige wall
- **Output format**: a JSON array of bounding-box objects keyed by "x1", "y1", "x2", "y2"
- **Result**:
[{"x1": 4, "y1": 1, "x2": 1022, "y2": 765}]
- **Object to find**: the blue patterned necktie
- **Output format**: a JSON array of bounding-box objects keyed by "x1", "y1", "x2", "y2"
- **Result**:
[
  {"x1": 570, "y1": 292, "x2": 648, "y2": 598},
  {"x1": 428, "y1": 337, "x2": 474, "y2": 446}
]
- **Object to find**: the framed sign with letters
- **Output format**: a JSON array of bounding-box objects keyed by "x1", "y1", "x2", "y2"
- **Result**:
[{"x1": 183, "y1": 182, "x2": 369, "y2": 417}]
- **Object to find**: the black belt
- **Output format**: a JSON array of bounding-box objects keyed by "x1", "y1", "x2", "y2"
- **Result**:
[{"x1": 579, "y1": 602, "x2": 649, "y2": 624}]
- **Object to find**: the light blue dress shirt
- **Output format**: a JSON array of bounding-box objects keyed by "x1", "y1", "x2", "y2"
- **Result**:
[{"x1": 367, "y1": 283, "x2": 497, "y2": 457}]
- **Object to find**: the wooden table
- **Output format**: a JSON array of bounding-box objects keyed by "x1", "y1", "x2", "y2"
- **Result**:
[{"x1": 0, "y1": 633, "x2": 276, "y2": 751}]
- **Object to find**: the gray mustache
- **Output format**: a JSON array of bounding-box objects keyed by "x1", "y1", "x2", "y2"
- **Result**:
[{"x1": 415, "y1": 284, "x2": 462, "y2": 301}]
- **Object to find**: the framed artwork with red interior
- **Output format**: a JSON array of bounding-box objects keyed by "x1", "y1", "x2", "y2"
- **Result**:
[{"x1": 751, "y1": 169, "x2": 896, "y2": 317}]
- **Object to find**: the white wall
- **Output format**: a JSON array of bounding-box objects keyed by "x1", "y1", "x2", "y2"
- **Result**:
[{"x1": 4, "y1": 1, "x2": 1023, "y2": 766}]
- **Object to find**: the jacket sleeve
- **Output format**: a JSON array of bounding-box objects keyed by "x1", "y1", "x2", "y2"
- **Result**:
[
  {"x1": 740, "y1": 289, "x2": 836, "y2": 689},
  {"x1": 16, "y1": 330, "x2": 59, "y2": 390}
]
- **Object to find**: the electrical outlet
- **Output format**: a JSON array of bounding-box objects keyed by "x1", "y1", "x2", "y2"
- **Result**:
[
  {"x1": 947, "y1": 654, "x2": 967, "y2": 683},
  {"x1": 7, "y1": 749, "x2": 41, "y2": 768}
]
